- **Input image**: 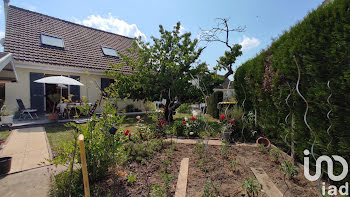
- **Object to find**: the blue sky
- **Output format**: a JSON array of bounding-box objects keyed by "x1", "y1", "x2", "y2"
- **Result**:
[{"x1": 0, "y1": 0, "x2": 324, "y2": 78}]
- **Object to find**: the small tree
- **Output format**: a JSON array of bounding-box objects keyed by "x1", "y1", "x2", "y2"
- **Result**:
[{"x1": 106, "y1": 22, "x2": 223, "y2": 121}]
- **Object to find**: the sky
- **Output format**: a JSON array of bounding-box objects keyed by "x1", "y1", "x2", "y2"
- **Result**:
[{"x1": 0, "y1": 0, "x2": 325, "y2": 78}]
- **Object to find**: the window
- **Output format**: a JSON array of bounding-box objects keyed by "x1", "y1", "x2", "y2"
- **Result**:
[
  {"x1": 40, "y1": 34, "x2": 65, "y2": 48},
  {"x1": 101, "y1": 47, "x2": 119, "y2": 58}
]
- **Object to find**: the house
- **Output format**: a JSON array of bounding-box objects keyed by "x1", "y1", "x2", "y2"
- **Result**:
[
  {"x1": 0, "y1": 1, "x2": 146, "y2": 114},
  {"x1": 213, "y1": 78, "x2": 235, "y2": 102}
]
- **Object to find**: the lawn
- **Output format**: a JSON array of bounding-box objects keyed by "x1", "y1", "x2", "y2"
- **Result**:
[
  {"x1": 45, "y1": 125, "x2": 75, "y2": 153},
  {"x1": 0, "y1": 129, "x2": 10, "y2": 140}
]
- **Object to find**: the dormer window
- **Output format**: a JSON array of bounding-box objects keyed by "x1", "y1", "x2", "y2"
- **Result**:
[
  {"x1": 101, "y1": 47, "x2": 119, "y2": 58},
  {"x1": 40, "y1": 34, "x2": 65, "y2": 48}
]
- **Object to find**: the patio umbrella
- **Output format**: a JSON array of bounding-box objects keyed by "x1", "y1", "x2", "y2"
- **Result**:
[{"x1": 34, "y1": 76, "x2": 84, "y2": 97}]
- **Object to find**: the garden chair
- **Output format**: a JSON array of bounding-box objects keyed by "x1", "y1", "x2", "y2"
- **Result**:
[{"x1": 16, "y1": 99, "x2": 38, "y2": 119}]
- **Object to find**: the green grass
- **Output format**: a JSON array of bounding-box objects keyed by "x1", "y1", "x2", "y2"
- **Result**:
[
  {"x1": 0, "y1": 129, "x2": 10, "y2": 140},
  {"x1": 45, "y1": 125, "x2": 75, "y2": 153}
]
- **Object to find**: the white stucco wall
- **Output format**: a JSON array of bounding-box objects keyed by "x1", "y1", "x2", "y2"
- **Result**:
[{"x1": 4, "y1": 65, "x2": 145, "y2": 115}]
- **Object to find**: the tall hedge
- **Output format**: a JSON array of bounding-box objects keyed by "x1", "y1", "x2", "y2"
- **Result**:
[
  {"x1": 207, "y1": 91, "x2": 223, "y2": 118},
  {"x1": 234, "y1": 0, "x2": 350, "y2": 183}
]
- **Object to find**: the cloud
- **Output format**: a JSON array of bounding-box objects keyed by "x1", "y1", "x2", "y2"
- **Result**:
[
  {"x1": 73, "y1": 13, "x2": 146, "y2": 40},
  {"x1": 0, "y1": 30, "x2": 4, "y2": 38},
  {"x1": 26, "y1": 5, "x2": 37, "y2": 11},
  {"x1": 239, "y1": 35, "x2": 260, "y2": 51}
]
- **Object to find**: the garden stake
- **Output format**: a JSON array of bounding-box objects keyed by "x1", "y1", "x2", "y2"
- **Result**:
[{"x1": 78, "y1": 134, "x2": 90, "y2": 197}]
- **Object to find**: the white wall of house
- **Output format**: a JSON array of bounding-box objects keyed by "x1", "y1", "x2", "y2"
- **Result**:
[{"x1": 4, "y1": 63, "x2": 145, "y2": 115}]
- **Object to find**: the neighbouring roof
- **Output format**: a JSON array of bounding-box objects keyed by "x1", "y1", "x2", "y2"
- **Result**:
[
  {"x1": 214, "y1": 78, "x2": 233, "y2": 89},
  {"x1": 4, "y1": 6, "x2": 134, "y2": 73},
  {"x1": 0, "y1": 52, "x2": 18, "y2": 82}
]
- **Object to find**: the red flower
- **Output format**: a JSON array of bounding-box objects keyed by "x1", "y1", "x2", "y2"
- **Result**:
[
  {"x1": 191, "y1": 116, "x2": 196, "y2": 121},
  {"x1": 158, "y1": 122, "x2": 163, "y2": 128},
  {"x1": 182, "y1": 121, "x2": 187, "y2": 125},
  {"x1": 128, "y1": 133, "x2": 131, "y2": 136},
  {"x1": 124, "y1": 130, "x2": 130, "y2": 135},
  {"x1": 156, "y1": 134, "x2": 160, "y2": 137},
  {"x1": 229, "y1": 119, "x2": 234, "y2": 124},
  {"x1": 220, "y1": 114, "x2": 226, "y2": 120}
]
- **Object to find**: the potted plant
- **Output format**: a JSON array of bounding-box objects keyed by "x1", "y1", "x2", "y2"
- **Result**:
[
  {"x1": 0, "y1": 157, "x2": 12, "y2": 175},
  {"x1": 0, "y1": 105, "x2": 14, "y2": 126},
  {"x1": 48, "y1": 94, "x2": 60, "y2": 121}
]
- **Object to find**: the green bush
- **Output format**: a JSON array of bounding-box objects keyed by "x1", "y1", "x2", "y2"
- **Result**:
[
  {"x1": 207, "y1": 91, "x2": 223, "y2": 119},
  {"x1": 177, "y1": 103, "x2": 192, "y2": 114},
  {"x1": 234, "y1": 0, "x2": 350, "y2": 184},
  {"x1": 172, "y1": 120, "x2": 188, "y2": 136},
  {"x1": 124, "y1": 139, "x2": 164, "y2": 163},
  {"x1": 49, "y1": 169, "x2": 83, "y2": 197}
]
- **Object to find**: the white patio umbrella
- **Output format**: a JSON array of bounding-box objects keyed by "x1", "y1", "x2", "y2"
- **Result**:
[{"x1": 34, "y1": 76, "x2": 84, "y2": 98}]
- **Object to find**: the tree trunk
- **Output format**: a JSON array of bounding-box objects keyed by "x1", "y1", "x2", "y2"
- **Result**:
[{"x1": 164, "y1": 99, "x2": 174, "y2": 122}]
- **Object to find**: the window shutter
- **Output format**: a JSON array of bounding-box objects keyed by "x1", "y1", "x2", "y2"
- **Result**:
[
  {"x1": 70, "y1": 76, "x2": 80, "y2": 101},
  {"x1": 30, "y1": 72, "x2": 45, "y2": 113}
]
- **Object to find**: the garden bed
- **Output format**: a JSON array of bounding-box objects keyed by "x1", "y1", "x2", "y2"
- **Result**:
[{"x1": 94, "y1": 142, "x2": 319, "y2": 196}]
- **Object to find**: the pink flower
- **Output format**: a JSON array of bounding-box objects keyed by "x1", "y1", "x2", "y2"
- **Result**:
[
  {"x1": 191, "y1": 116, "x2": 196, "y2": 121},
  {"x1": 229, "y1": 119, "x2": 234, "y2": 124},
  {"x1": 136, "y1": 116, "x2": 141, "y2": 120},
  {"x1": 182, "y1": 121, "x2": 187, "y2": 125},
  {"x1": 220, "y1": 114, "x2": 226, "y2": 120}
]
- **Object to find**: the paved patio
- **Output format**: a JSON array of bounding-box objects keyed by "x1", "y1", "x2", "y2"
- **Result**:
[{"x1": 0, "y1": 127, "x2": 51, "y2": 173}]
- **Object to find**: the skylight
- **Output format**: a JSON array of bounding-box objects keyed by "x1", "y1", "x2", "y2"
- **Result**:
[
  {"x1": 40, "y1": 34, "x2": 64, "y2": 48},
  {"x1": 102, "y1": 47, "x2": 119, "y2": 58}
]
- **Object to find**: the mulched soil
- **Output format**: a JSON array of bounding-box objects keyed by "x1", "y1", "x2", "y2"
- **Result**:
[{"x1": 94, "y1": 142, "x2": 319, "y2": 197}]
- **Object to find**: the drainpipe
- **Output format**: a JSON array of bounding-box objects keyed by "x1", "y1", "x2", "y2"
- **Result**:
[{"x1": 3, "y1": 0, "x2": 9, "y2": 28}]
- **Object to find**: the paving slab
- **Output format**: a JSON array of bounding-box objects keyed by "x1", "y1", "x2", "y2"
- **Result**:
[
  {"x1": 0, "y1": 127, "x2": 51, "y2": 173},
  {"x1": 0, "y1": 166, "x2": 51, "y2": 197},
  {"x1": 251, "y1": 168, "x2": 283, "y2": 197},
  {"x1": 175, "y1": 158, "x2": 189, "y2": 197}
]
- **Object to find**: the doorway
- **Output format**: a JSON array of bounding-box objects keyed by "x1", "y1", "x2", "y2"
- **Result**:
[{"x1": 44, "y1": 74, "x2": 68, "y2": 113}]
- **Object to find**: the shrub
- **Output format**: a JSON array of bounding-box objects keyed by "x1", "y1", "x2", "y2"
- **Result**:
[
  {"x1": 207, "y1": 91, "x2": 223, "y2": 119},
  {"x1": 49, "y1": 169, "x2": 83, "y2": 197},
  {"x1": 124, "y1": 139, "x2": 164, "y2": 163},
  {"x1": 51, "y1": 100, "x2": 126, "y2": 195},
  {"x1": 233, "y1": 0, "x2": 350, "y2": 183},
  {"x1": 177, "y1": 103, "x2": 192, "y2": 114},
  {"x1": 172, "y1": 120, "x2": 188, "y2": 136}
]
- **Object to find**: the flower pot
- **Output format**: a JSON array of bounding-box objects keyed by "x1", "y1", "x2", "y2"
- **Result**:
[
  {"x1": 48, "y1": 113, "x2": 58, "y2": 121},
  {"x1": 0, "y1": 157, "x2": 12, "y2": 175},
  {"x1": 1, "y1": 115, "x2": 13, "y2": 125},
  {"x1": 256, "y1": 137, "x2": 271, "y2": 150},
  {"x1": 222, "y1": 131, "x2": 231, "y2": 142}
]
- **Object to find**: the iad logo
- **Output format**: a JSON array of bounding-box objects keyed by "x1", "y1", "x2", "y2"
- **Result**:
[{"x1": 303, "y1": 149, "x2": 349, "y2": 196}]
